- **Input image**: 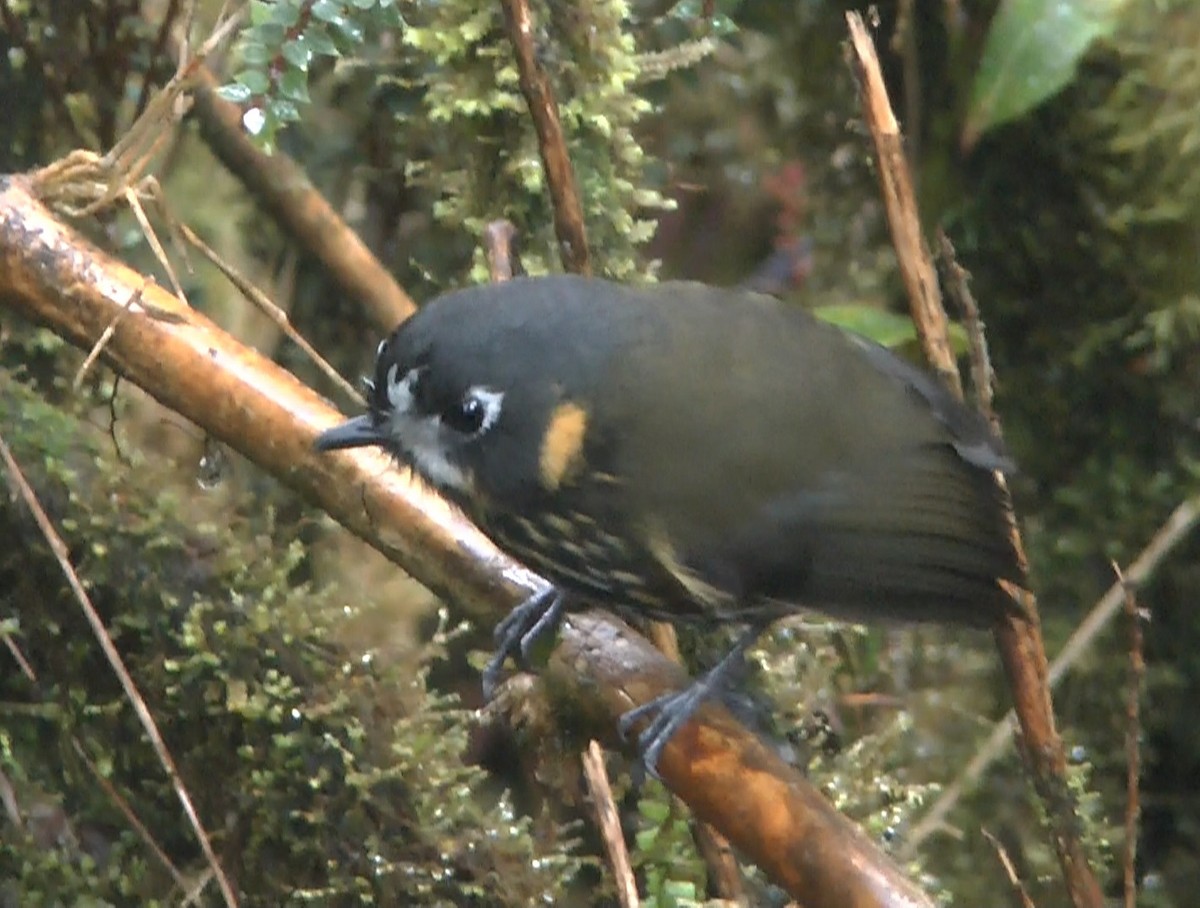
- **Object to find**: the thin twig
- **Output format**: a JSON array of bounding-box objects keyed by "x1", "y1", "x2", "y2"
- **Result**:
[
  {"x1": 0, "y1": 432, "x2": 239, "y2": 908},
  {"x1": 906, "y1": 496, "x2": 1200, "y2": 850},
  {"x1": 30, "y1": 6, "x2": 245, "y2": 212},
  {"x1": 937, "y1": 231, "x2": 996, "y2": 424},
  {"x1": 74, "y1": 283, "x2": 149, "y2": 389},
  {"x1": 844, "y1": 14, "x2": 1103, "y2": 907},
  {"x1": 498, "y1": 0, "x2": 592, "y2": 275},
  {"x1": 2, "y1": 479, "x2": 196, "y2": 892},
  {"x1": 981, "y1": 828, "x2": 1036, "y2": 908},
  {"x1": 582, "y1": 741, "x2": 639, "y2": 908},
  {"x1": 134, "y1": 0, "x2": 184, "y2": 123},
  {"x1": 1, "y1": 622, "x2": 185, "y2": 885},
  {"x1": 177, "y1": 221, "x2": 363, "y2": 407},
  {"x1": 844, "y1": 13, "x2": 959, "y2": 397},
  {"x1": 1116, "y1": 562, "x2": 1145, "y2": 908}
]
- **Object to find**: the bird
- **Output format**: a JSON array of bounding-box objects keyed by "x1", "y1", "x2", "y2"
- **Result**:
[{"x1": 314, "y1": 275, "x2": 1024, "y2": 773}]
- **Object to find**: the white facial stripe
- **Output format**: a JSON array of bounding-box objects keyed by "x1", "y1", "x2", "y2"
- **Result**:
[
  {"x1": 382, "y1": 408, "x2": 468, "y2": 492},
  {"x1": 385, "y1": 365, "x2": 420, "y2": 412}
]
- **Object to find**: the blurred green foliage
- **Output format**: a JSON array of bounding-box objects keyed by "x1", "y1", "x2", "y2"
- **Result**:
[
  {"x1": 0, "y1": 362, "x2": 581, "y2": 905},
  {"x1": 4, "y1": 0, "x2": 1200, "y2": 904}
]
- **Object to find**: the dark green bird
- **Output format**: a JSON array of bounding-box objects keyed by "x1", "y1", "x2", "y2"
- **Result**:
[{"x1": 314, "y1": 275, "x2": 1024, "y2": 772}]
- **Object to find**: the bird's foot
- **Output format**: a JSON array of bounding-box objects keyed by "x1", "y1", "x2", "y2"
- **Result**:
[
  {"x1": 482, "y1": 586, "x2": 565, "y2": 700},
  {"x1": 618, "y1": 625, "x2": 763, "y2": 780},
  {"x1": 618, "y1": 683, "x2": 712, "y2": 781}
]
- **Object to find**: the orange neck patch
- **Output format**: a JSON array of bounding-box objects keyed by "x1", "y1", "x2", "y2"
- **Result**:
[{"x1": 539, "y1": 401, "x2": 589, "y2": 490}]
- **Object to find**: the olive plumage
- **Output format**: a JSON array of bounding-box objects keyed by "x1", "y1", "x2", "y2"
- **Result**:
[{"x1": 315, "y1": 275, "x2": 1024, "y2": 771}]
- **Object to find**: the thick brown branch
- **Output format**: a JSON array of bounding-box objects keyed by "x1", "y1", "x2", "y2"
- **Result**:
[
  {"x1": 549, "y1": 612, "x2": 933, "y2": 908},
  {"x1": 844, "y1": 13, "x2": 1104, "y2": 908},
  {"x1": 498, "y1": 0, "x2": 592, "y2": 275},
  {"x1": 0, "y1": 173, "x2": 928, "y2": 908}
]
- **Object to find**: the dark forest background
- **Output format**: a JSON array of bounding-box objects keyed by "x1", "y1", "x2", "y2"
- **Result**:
[{"x1": 2, "y1": 1, "x2": 1199, "y2": 905}]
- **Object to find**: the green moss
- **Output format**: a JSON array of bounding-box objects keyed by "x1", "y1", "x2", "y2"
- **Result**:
[
  {"x1": 0, "y1": 366, "x2": 579, "y2": 905},
  {"x1": 402, "y1": 0, "x2": 674, "y2": 282}
]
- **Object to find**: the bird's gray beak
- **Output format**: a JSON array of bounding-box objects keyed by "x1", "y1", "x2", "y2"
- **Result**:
[{"x1": 313, "y1": 415, "x2": 386, "y2": 452}]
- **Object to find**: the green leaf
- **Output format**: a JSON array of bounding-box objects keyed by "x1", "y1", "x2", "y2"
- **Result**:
[
  {"x1": 268, "y1": 98, "x2": 302, "y2": 123},
  {"x1": 331, "y1": 15, "x2": 365, "y2": 43},
  {"x1": 816, "y1": 303, "x2": 971, "y2": 355},
  {"x1": 269, "y1": 1, "x2": 302, "y2": 26},
  {"x1": 376, "y1": 0, "x2": 404, "y2": 27},
  {"x1": 305, "y1": 23, "x2": 339, "y2": 56},
  {"x1": 235, "y1": 68, "x2": 271, "y2": 95},
  {"x1": 249, "y1": 0, "x2": 273, "y2": 26},
  {"x1": 311, "y1": 0, "x2": 344, "y2": 22},
  {"x1": 815, "y1": 304, "x2": 919, "y2": 348},
  {"x1": 216, "y1": 82, "x2": 253, "y2": 104},
  {"x1": 253, "y1": 22, "x2": 286, "y2": 46},
  {"x1": 278, "y1": 67, "x2": 310, "y2": 104},
  {"x1": 239, "y1": 39, "x2": 273, "y2": 67},
  {"x1": 964, "y1": 0, "x2": 1130, "y2": 147},
  {"x1": 281, "y1": 38, "x2": 311, "y2": 71}
]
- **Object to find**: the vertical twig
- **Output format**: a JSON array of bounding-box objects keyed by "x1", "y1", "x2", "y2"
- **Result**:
[
  {"x1": 844, "y1": 14, "x2": 959, "y2": 398},
  {"x1": 1116, "y1": 563, "x2": 1145, "y2": 908},
  {"x1": 497, "y1": 0, "x2": 592, "y2": 275},
  {"x1": 581, "y1": 742, "x2": 640, "y2": 908},
  {"x1": 906, "y1": 496, "x2": 1200, "y2": 850},
  {"x1": 937, "y1": 231, "x2": 996, "y2": 422},
  {"x1": 845, "y1": 13, "x2": 1104, "y2": 908}
]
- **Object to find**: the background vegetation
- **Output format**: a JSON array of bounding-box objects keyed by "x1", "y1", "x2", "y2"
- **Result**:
[{"x1": 2, "y1": 0, "x2": 1199, "y2": 904}]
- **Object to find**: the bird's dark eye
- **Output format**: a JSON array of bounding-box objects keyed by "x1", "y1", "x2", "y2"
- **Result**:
[
  {"x1": 445, "y1": 396, "x2": 486, "y2": 434},
  {"x1": 444, "y1": 388, "x2": 504, "y2": 436}
]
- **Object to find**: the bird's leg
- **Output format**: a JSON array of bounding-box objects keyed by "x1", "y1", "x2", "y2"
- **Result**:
[
  {"x1": 618, "y1": 625, "x2": 763, "y2": 779},
  {"x1": 482, "y1": 585, "x2": 566, "y2": 699}
]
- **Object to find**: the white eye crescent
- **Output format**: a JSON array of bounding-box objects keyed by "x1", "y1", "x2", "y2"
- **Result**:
[{"x1": 445, "y1": 387, "x2": 504, "y2": 436}]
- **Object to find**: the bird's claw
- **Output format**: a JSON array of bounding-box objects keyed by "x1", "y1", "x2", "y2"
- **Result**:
[
  {"x1": 482, "y1": 586, "x2": 565, "y2": 700},
  {"x1": 618, "y1": 687, "x2": 709, "y2": 781}
]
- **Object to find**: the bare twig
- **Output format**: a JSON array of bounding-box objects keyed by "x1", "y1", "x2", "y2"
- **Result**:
[
  {"x1": 484, "y1": 219, "x2": 522, "y2": 283},
  {"x1": 937, "y1": 231, "x2": 996, "y2": 423},
  {"x1": 74, "y1": 282, "x2": 150, "y2": 390},
  {"x1": 582, "y1": 742, "x2": 639, "y2": 908},
  {"x1": 1117, "y1": 563, "x2": 1145, "y2": 908},
  {"x1": 498, "y1": 0, "x2": 592, "y2": 275},
  {"x1": 177, "y1": 221, "x2": 363, "y2": 406},
  {"x1": 844, "y1": 13, "x2": 958, "y2": 397},
  {"x1": 31, "y1": 8, "x2": 245, "y2": 212},
  {"x1": 845, "y1": 13, "x2": 1103, "y2": 908},
  {"x1": 0, "y1": 432, "x2": 238, "y2": 908},
  {"x1": 906, "y1": 496, "x2": 1200, "y2": 849},
  {"x1": 981, "y1": 828, "x2": 1036, "y2": 908}
]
